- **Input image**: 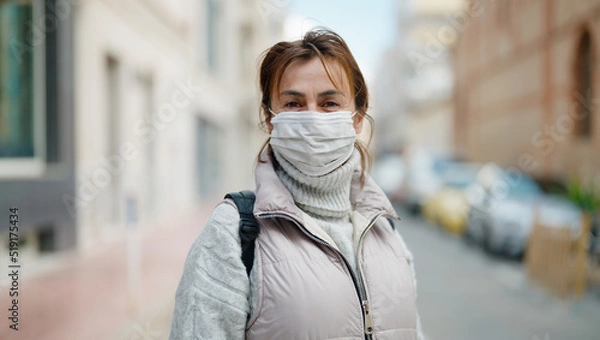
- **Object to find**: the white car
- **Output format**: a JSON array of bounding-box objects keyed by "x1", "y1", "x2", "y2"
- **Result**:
[
  {"x1": 371, "y1": 154, "x2": 406, "y2": 204},
  {"x1": 402, "y1": 149, "x2": 453, "y2": 215},
  {"x1": 466, "y1": 164, "x2": 583, "y2": 258}
]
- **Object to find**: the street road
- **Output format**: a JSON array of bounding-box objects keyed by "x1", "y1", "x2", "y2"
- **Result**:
[{"x1": 395, "y1": 207, "x2": 600, "y2": 340}]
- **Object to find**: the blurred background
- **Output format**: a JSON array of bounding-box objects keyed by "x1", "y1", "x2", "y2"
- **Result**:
[{"x1": 1, "y1": 0, "x2": 599, "y2": 339}]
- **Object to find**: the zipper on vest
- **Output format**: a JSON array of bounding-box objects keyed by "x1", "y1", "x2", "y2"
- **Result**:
[
  {"x1": 355, "y1": 212, "x2": 395, "y2": 338},
  {"x1": 362, "y1": 300, "x2": 374, "y2": 335},
  {"x1": 257, "y1": 212, "x2": 374, "y2": 337}
]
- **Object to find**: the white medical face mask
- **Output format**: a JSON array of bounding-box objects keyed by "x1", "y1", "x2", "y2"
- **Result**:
[{"x1": 269, "y1": 110, "x2": 357, "y2": 176}]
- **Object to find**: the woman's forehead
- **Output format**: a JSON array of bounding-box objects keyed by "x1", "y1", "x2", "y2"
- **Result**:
[{"x1": 277, "y1": 58, "x2": 351, "y2": 96}]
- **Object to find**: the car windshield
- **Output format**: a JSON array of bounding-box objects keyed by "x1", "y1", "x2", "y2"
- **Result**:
[
  {"x1": 447, "y1": 176, "x2": 474, "y2": 189},
  {"x1": 505, "y1": 174, "x2": 542, "y2": 197},
  {"x1": 432, "y1": 157, "x2": 454, "y2": 175},
  {"x1": 443, "y1": 165, "x2": 478, "y2": 189}
]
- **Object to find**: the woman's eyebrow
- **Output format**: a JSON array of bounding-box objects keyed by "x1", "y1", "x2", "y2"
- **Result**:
[
  {"x1": 279, "y1": 89, "x2": 343, "y2": 97},
  {"x1": 317, "y1": 89, "x2": 343, "y2": 97},
  {"x1": 280, "y1": 90, "x2": 305, "y2": 97}
]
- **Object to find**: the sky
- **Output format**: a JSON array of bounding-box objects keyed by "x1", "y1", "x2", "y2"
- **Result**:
[{"x1": 283, "y1": 0, "x2": 399, "y2": 84}]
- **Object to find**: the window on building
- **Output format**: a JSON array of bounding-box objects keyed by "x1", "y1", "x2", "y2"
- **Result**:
[
  {"x1": 106, "y1": 56, "x2": 120, "y2": 157},
  {"x1": 205, "y1": 0, "x2": 219, "y2": 72},
  {"x1": 195, "y1": 117, "x2": 221, "y2": 199},
  {"x1": 106, "y1": 55, "x2": 121, "y2": 223},
  {"x1": 137, "y1": 72, "x2": 156, "y2": 213},
  {"x1": 0, "y1": 0, "x2": 46, "y2": 176},
  {"x1": 573, "y1": 30, "x2": 593, "y2": 138},
  {"x1": 240, "y1": 24, "x2": 253, "y2": 80},
  {"x1": 45, "y1": 0, "x2": 60, "y2": 164}
]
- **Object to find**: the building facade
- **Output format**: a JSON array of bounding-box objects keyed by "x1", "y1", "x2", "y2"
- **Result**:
[
  {"x1": 0, "y1": 0, "x2": 77, "y2": 252},
  {"x1": 374, "y1": 0, "x2": 464, "y2": 157},
  {"x1": 454, "y1": 0, "x2": 600, "y2": 183},
  {"x1": 1, "y1": 0, "x2": 284, "y2": 255}
]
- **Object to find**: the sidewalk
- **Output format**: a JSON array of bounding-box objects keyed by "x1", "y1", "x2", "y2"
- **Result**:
[{"x1": 0, "y1": 202, "x2": 217, "y2": 340}]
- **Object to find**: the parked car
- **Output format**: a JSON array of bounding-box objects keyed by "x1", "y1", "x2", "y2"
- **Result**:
[
  {"x1": 402, "y1": 149, "x2": 454, "y2": 215},
  {"x1": 422, "y1": 162, "x2": 480, "y2": 234},
  {"x1": 371, "y1": 154, "x2": 406, "y2": 205},
  {"x1": 465, "y1": 164, "x2": 583, "y2": 258},
  {"x1": 464, "y1": 163, "x2": 505, "y2": 245}
]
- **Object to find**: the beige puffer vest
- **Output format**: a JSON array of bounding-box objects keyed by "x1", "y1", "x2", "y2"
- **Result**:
[{"x1": 244, "y1": 152, "x2": 418, "y2": 340}]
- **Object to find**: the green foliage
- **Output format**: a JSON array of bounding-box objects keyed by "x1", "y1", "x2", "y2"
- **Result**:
[{"x1": 567, "y1": 178, "x2": 600, "y2": 213}]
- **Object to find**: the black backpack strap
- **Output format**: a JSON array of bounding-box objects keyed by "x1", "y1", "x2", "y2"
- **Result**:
[{"x1": 224, "y1": 190, "x2": 259, "y2": 276}]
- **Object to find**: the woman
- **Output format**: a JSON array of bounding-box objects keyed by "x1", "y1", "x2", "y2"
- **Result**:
[{"x1": 170, "y1": 29, "x2": 423, "y2": 340}]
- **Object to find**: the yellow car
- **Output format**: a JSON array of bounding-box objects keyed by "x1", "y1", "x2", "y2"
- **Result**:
[
  {"x1": 422, "y1": 163, "x2": 480, "y2": 234},
  {"x1": 423, "y1": 187, "x2": 471, "y2": 234}
]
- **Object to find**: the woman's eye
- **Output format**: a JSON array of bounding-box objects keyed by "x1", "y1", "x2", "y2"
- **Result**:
[
  {"x1": 323, "y1": 101, "x2": 340, "y2": 108},
  {"x1": 284, "y1": 101, "x2": 301, "y2": 108}
]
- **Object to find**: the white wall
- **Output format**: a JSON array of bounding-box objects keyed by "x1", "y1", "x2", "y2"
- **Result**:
[{"x1": 73, "y1": 0, "x2": 283, "y2": 252}]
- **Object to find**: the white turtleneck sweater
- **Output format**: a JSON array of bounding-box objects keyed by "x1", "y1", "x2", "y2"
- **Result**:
[
  {"x1": 272, "y1": 148, "x2": 360, "y2": 274},
  {"x1": 169, "y1": 150, "x2": 424, "y2": 340}
]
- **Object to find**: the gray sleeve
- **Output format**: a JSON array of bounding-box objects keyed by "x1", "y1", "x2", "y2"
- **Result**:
[
  {"x1": 394, "y1": 228, "x2": 426, "y2": 340},
  {"x1": 169, "y1": 202, "x2": 249, "y2": 340}
]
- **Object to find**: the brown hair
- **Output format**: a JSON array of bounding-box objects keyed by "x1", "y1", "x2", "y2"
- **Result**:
[{"x1": 257, "y1": 28, "x2": 373, "y2": 184}]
